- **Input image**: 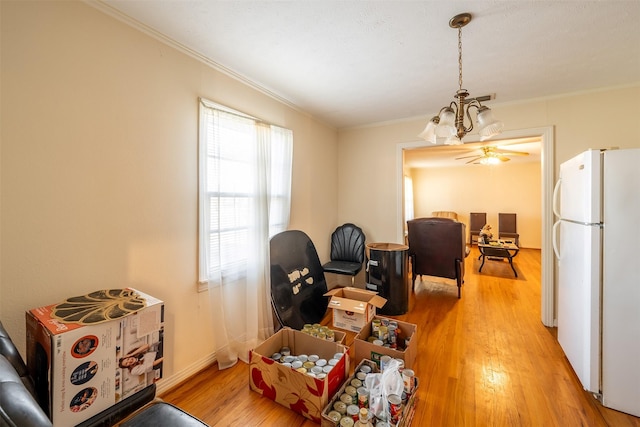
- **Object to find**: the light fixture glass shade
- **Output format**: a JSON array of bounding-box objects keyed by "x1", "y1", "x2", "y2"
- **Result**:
[
  {"x1": 476, "y1": 106, "x2": 504, "y2": 141},
  {"x1": 418, "y1": 117, "x2": 438, "y2": 144},
  {"x1": 444, "y1": 134, "x2": 462, "y2": 145},
  {"x1": 436, "y1": 107, "x2": 456, "y2": 137}
]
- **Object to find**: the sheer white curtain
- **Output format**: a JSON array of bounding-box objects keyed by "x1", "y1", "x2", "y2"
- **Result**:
[{"x1": 198, "y1": 99, "x2": 293, "y2": 369}]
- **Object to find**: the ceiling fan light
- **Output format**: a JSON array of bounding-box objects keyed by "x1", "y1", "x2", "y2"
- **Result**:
[
  {"x1": 477, "y1": 106, "x2": 504, "y2": 141},
  {"x1": 418, "y1": 117, "x2": 438, "y2": 144}
]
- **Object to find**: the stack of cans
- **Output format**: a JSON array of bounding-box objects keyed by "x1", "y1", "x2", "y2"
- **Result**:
[{"x1": 270, "y1": 348, "x2": 343, "y2": 379}]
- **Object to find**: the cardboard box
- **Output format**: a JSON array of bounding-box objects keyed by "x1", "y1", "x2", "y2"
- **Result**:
[
  {"x1": 26, "y1": 288, "x2": 164, "y2": 427},
  {"x1": 321, "y1": 359, "x2": 419, "y2": 427},
  {"x1": 249, "y1": 328, "x2": 349, "y2": 423},
  {"x1": 324, "y1": 287, "x2": 387, "y2": 332},
  {"x1": 354, "y1": 316, "x2": 418, "y2": 369}
]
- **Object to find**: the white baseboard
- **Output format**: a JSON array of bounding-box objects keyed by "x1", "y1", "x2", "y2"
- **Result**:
[{"x1": 155, "y1": 352, "x2": 217, "y2": 396}]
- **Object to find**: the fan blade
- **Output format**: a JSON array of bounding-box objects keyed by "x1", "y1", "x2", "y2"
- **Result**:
[
  {"x1": 466, "y1": 157, "x2": 483, "y2": 164},
  {"x1": 497, "y1": 155, "x2": 511, "y2": 162},
  {"x1": 494, "y1": 150, "x2": 529, "y2": 156},
  {"x1": 455, "y1": 154, "x2": 483, "y2": 160}
]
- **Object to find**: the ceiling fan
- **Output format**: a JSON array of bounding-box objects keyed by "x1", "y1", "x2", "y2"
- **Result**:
[{"x1": 455, "y1": 146, "x2": 530, "y2": 165}]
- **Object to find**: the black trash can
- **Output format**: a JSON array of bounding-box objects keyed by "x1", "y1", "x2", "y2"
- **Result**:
[{"x1": 365, "y1": 242, "x2": 409, "y2": 315}]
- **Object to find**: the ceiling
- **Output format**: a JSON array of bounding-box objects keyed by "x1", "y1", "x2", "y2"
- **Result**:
[
  {"x1": 402, "y1": 137, "x2": 541, "y2": 168},
  {"x1": 96, "y1": 0, "x2": 640, "y2": 132}
]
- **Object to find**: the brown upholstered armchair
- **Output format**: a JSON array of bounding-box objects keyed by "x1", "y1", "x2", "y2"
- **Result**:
[{"x1": 407, "y1": 217, "x2": 470, "y2": 298}]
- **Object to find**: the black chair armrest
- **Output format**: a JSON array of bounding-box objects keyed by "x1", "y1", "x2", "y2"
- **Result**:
[{"x1": 76, "y1": 384, "x2": 157, "y2": 427}]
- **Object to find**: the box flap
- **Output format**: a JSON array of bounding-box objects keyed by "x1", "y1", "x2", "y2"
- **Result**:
[
  {"x1": 327, "y1": 296, "x2": 368, "y2": 314},
  {"x1": 324, "y1": 287, "x2": 387, "y2": 308}
]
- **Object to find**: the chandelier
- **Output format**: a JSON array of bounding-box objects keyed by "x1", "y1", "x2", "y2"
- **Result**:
[{"x1": 419, "y1": 13, "x2": 503, "y2": 145}]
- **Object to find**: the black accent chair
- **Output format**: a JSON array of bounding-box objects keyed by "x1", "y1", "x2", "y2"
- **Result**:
[
  {"x1": 322, "y1": 223, "x2": 366, "y2": 286},
  {"x1": 498, "y1": 212, "x2": 520, "y2": 246},
  {"x1": 469, "y1": 212, "x2": 487, "y2": 245},
  {"x1": 407, "y1": 217, "x2": 470, "y2": 298},
  {"x1": 270, "y1": 230, "x2": 329, "y2": 330},
  {"x1": 0, "y1": 321, "x2": 208, "y2": 427}
]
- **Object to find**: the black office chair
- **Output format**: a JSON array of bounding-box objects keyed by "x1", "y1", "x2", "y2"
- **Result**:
[
  {"x1": 269, "y1": 230, "x2": 329, "y2": 330},
  {"x1": 469, "y1": 212, "x2": 487, "y2": 245},
  {"x1": 322, "y1": 223, "x2": 366, "y2": 286},
  {"x1": 498, "y1": 213, "x2": 520, "y2": 246}
]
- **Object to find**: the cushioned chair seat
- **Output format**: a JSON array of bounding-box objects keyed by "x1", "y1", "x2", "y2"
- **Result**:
[
  {"x1": 322, "y1": 260, "x2": 363, "y2": 276},
  {"x1": 119, "y1": 401, "x2": 208, "y2": 426}
]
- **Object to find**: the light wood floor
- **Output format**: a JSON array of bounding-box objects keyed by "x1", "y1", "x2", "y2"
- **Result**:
[{"x1": 160, "y1": 247, "x2": 640, "y2": 426}]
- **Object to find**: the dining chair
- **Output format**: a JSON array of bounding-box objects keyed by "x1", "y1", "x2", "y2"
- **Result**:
[
  {"x1": 469, "y1": 212, "x2": 487, "y2": 245},
  {"x1": 498, "y1": 213, "x2": 520, "y2": 246}
]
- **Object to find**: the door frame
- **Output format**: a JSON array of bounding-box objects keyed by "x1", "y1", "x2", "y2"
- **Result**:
[{"x1": 396, "y1": 126, "x2": 555, "y2": 327}]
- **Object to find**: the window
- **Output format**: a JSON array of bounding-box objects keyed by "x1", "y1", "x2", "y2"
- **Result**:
[{"x1": 198, "y1": 99, "x2": 293, "y2": 290}]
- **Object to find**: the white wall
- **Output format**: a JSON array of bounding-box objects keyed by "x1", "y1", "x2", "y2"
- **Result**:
[
  {"x1": 337, "y1": 87, "x2": 640, "y2": 246},
  {"x1": 0, "y1": 1, "x2": 338, "y2": 390},
  {"x1": 411, "y1": 162, "x2": 542, "y2": 248}
]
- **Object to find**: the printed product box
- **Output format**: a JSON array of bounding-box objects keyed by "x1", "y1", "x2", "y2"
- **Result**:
[
  {"x1": 354, "y1": 316, "x2": 417, "y2": 369},
  {"x1": 26, "y1": 288, "x2": 164, "y2": 427},
  {"x1": 249, "y1": 328, "x2": 350, "y2": 423},
  {"x1": 324, "y1": 287, "x2": 387, "y2": 332},
  {"x1": 321, "y1": 359, "x2": 419, "y2": 427}
]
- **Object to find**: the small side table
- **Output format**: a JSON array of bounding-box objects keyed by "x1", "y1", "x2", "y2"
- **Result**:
[{"x1": 478, "y1": 241, "x2": 520, "y2": 277}]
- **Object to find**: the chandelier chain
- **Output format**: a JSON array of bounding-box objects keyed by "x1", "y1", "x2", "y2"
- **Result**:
[{"x1": 458, "y1": 26, "x2": 463, "y2": 91}]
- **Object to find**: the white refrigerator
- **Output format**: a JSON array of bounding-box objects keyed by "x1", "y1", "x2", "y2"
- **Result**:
[{"x1": 552, "y1": 148, "x2": 640, "y2": 417}]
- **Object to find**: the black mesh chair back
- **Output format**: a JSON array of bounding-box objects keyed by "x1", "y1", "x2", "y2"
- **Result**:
[
  {"x1": 469, "y1": 212, "x2": 487, "y2": 245},
  {"x1": 322, "y1": 223, "x2": 366, "y2": 285},
  {"x1": 269, "y1": 230, "x2": 329, "y2": 330}
]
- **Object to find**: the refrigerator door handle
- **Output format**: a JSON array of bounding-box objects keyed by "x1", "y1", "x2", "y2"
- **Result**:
[
  {"x1": 552, "y1": 178, "x2": 562, "y2": 218},
  {"x1": 552, "y1": 220, "x2": 561, "y2": 260}
]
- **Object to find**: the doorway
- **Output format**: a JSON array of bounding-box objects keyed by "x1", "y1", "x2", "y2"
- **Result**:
[{"x1": 395, "y1": 127, "x2": 555, "y2": 326}]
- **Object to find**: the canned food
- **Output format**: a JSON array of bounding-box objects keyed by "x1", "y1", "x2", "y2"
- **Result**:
[
  {"x1": 340, "y1": 393, "x2": 353, "y2": 405},
  {"x1": 308, "y1": 354, "x2": 319, "y2": 363},
  {"x1": 316, "y1": 373, "x2": 327, "y2": 379},
  {"x1": 311, "y1": 366, "x2": 323, "y2": 375},
  {"x1": 322, "y1": 365, "x2": 332, "y2": 373},
  {"x1": 315, "y1": 358, "x2": 327, "y2": 367},
  {"x1": 333, "y1": 400, "x2": 347, "y2": 414},
  {"x1": 388, "y1": 394, "x2": 402, "y2": 424},
  {"x1": 339, "y1": 417, "x2": 354, "y2": 427},
  {"x1": 372, "y1": 339, "x2": 384, "y2": 346},
  {"x1": 327, "y1": 410, "x2": 341, "y2": 423},
  {"x1": 402, "y1": 368, "x2": 415, "y2": 394},
  {"x1": 333, "y1": 352, "x2": 344, "y2": 360},
  {"x1": 271, "y1": 352, "x2": 282, "y2": 361},
  {"x1": 303, "y1": 361, "x2": 315, "y2": 370},
  {"x1": 359, "y1": 365, "x2": 372, "y2": 374},
  {"x1": 346, "y1": 404, "x2": 359, "y2": 421},
  {"x1": 356, "y1": 371, "x2": 367, "y2": 381},
  {"x1": 372, "y1": 319, "x2": 381, "y2": 334},
  {"x1": 356, "y1": 386, "x2": 369, "y2": 408},
  {"x1": 280, "y1": 346, "x2": 291, "y2": 356},
  {"x1": 380, "y1": 355, "x2": 391, "y2": 372},
  {"x1": 350, "y1": 378, "x2": 362, "y2": 388},
  {"x1": 328, "y1": 358, "x2": 339, "y2": 366},
  {"x1": 283, "y1": 355, "x2": 295, "y2": 364},
  {"x1": 296, "y1": 367, "x2": 307, "y2": 374},
  {"x1": 325, "y1": 330, "x2": 335, "y2": 341},
  {"x1": 298, "y1": 354, "x2": 308, "y2": 363},
  {"x1": 345, "y1": 385, "x2": 357, "y2": 397}
]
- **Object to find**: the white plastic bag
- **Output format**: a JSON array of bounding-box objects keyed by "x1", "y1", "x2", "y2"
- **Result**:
[{"x1": 364, "y1": 359, "x2": 404, "y2": 422}]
